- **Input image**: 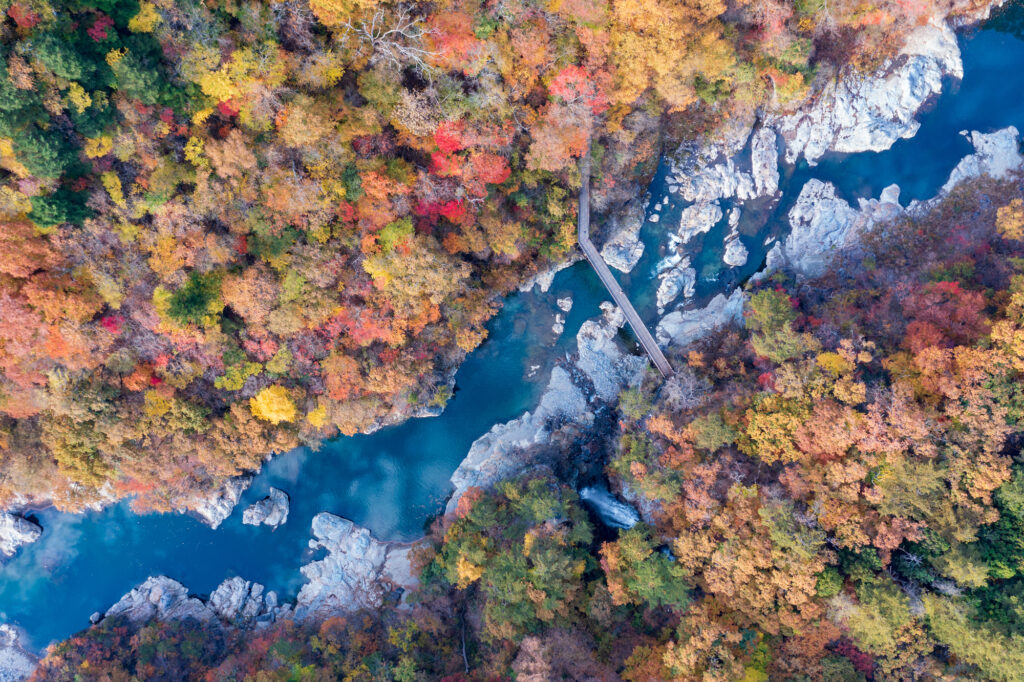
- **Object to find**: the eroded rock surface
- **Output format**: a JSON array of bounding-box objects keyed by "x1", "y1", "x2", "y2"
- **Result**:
[
  {"x1": 190, "y1": 475, "x2": 253, "y2": 529},
  {"x1": 656, "y1": 288, "x2": 746, "y2": 348},
  {"x1": 0, "y1": 626, "x2": 36, "y2": 682},
  {"x1": 599, "y1": 198, "x2": 646, "y2": 273},
  {"x1": 446, "y1": 366, "x2": 588, "y2": 514},
  {"x1": 242, "y1": 487, "x2": 289, "y2": 529},
  {"x1": 937, "y1": 126, "x2": 1024, "y2": 197},
  {"x1": 775, "y1": 21, "x2": 961, "y2": 166},
  {"x1": 294, "y1": 514, "x2": 415, "y2": 620},
  {"x1": 0, "y1": 513, "x2": 41, "y2": 559},
  {"x1": 104, "y1": 576, "x2": 215, "y2": 624}
]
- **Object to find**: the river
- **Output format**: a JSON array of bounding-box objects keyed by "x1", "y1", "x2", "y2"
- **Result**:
[{"x1": 3, "y1": 9, "x2": 1024, "y2": 651}]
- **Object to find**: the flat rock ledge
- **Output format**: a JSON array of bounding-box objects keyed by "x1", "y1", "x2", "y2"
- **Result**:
[
  {"x1": 187, "y1": 474, "x2": 253, "y2": 529},
  {"x1": 0, "y1": 513, "x2": 41, "y2": 559},
  {"x1": 242, "y1": 487, "x2": 290, "y2": 529}
]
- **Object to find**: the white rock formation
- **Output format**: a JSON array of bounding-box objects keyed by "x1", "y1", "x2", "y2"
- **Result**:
[
  {"x1": 552, "y1": 313, "x2": 565, "y2": 336},
  {"x1": 445, "y1": 366, "x2": 589, "y2": 514},
  {"x1": 723, "y1": 236, "x2": 749, "y2": 268},
  {"x1": 938, "y1": 127, "x2": 1024, "y2": 196},
  {"x1": 761, "y1": 127, "x2": 1024, "y2": 282},
  {"x1": 676, "y1": 201, "x2": 723, "y2": 245},
  {"x1": 599, "y1": 199, "x2": 647, "y2": 273},
  {"x1": 575, "y1": 303, "x2": 648, "y2": 402},
  {"x1": 242, "y1": 487, "x2": 290, "y2": 529},
  {"x1": 190, "y1": 475, "x2": 253, "y2": 529},
  {"x1": 775, "y1": 20, "x2": 962, "y2": 165},
  {"x1": 656, "y1": 255, "x2": 696, "y2": 312},
  {"x1": 208, "y1": 577, "x2": 286, "y2": 624},
  {"x1": 656, "y1": 288, "x2": 746, "y2": 348},
  {"x1": 104, "y1": 576, "x2": 215, "y2": 624},
  {"x1": 0, "y1": 625, "x2": 36, "y2": 682},
  {"x1": 518, "y1": 258, "x2": 578, "y2": 293},
  {"x1": 0, "y1": 513, "x2": 41, "y2": 558},
  {"x1": 556, "y1": 296, "x2": 573, "y2": 313},
  {"x1": 294, "y1": 514, "x2": 415, "y2": 620},
  {"x1": 750, "y1": 127, "x2": 780, "y2": 196}
]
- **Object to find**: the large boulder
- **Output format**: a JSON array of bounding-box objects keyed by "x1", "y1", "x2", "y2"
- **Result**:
[
  {"x1": 0, "y1": 514, "x2": 41, "y2": 559},
  {"x1": 599, "y1": 198, "x2": 646, "y2": 274},
  {"x1": 242, "y1": 487, "x2": 289, "y2": 529}
]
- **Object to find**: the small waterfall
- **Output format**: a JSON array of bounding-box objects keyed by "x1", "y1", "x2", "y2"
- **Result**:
[{"x1": 579, "y1": 486, "x2": 640, "y2": 529}]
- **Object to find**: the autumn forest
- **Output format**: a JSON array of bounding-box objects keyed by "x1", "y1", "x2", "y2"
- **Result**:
[{"x1": 2, "y1": 0, "x2": 1024, "y2": 678}]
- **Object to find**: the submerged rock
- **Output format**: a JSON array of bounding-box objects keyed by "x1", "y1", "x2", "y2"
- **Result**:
[
  {"x1": 656, "y1": 288, "x2": 746, "y2": 349},
  {"x1": 579, "y1": 486, "x2": 640, "y2": 529},
  {"x1": 190, "y1": 474, "x2": 253, "y2": 529},
  {"x1": 242, "y1": 487, "x2": 289, "y2": 529},
  {"x1": 294, "y1": 513, "x2": 415, "y2": 620},
  {"x1": 0, "y1": 513, "x2": 41, "y2": 559},
  {"x1": 775, "y1": 20, "x2": 962, "y2": 165},
  {"x1": 599, "y1": 198, "x2": 646, "y2": 273},
  {"x1": 0, "y1": 625, "x2": 36, "y2": 682}
]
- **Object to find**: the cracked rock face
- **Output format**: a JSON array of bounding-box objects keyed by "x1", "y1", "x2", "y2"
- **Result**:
[
  {"x1": 294, "y1": 514, "x2": 414, "y2": 620},
  {"x1": 445, "y1": 365, "x2": 589, "y2": 515},
  {"x1": 656, "y1": 288, "x2": 746, "y2": 349},
  {"x1": 0, "y1": 513, "x2": 41, "y2": 559},
  {"x1": 775, "y1": 20, "x2": 962, "y2": 166},
  {"x1": 750, "y1": 127, "x2": 780, "y2": 197},
  {"x1": 242, "y1": 487, "x2": 290, "y2": 529},
  {"x1": 599, "y1": 198, "x2": 647, "y2": 274},
  {"x1": 446, "y1": 303, "x2": 646, "y2": 513},
  {"x1": 656, "y1": 256, "x2": 696, "y2": 313},
  {"x1": 937, "y1": 126, "x2": 1024, "y2": 196},
  {"x1": 189, "y1": 475, "x2": 253, "y2": 529},
  {"x1": 105, "y1": 576, "x2": 215, "y2": 624}
]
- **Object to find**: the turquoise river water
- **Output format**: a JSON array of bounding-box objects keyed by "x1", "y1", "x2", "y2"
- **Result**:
[{"x1": 3, "y1": 9, "x2": 1024, "y2": 651}]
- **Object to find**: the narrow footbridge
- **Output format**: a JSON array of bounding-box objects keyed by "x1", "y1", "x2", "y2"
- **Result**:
[{"x1": 577, "y1": 155, "x2": 674, "y2": 377}]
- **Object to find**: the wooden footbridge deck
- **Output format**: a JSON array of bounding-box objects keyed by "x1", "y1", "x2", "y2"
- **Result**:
[{"x1": 577, "y1": 155, "x2": 674, "y2": 377}]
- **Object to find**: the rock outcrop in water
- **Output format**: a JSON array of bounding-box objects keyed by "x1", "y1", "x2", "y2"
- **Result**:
[
  {"x1": 598, "y1": 198, "x2": 646, "y2": 274},
  {"x1": 0, "y1": 625, "x2": 36, "y2": 682},
  {"x1": 446, "y1": 303, "x2": 647, "y2": 513},
  {"x1": 656, "y1": 288, "x2": 746, "y2": 348},
  {"x1": 762, "y1": 126, "x2": 1024, "y2": 281},
  {"x1": 242, "y1": 487, "x2": 290, "y2": 529},
  {"x1": 294, "y1": 513, "x2": 416, "y2": 620},
  {"x1": 0, "y1": 513, "x2": 41, "y2": 559},
  {"x1": 774, "y1": 20, "x2": 962, "y2": 165},
  {"x1": 190, "y1": 474, "x2": 253, "y2": 529}
]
